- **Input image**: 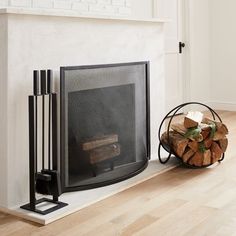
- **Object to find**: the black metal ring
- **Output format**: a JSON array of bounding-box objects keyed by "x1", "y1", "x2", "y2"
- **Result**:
[{"x1": 158, "y1": 142, "x2": 173, "y2": 164}]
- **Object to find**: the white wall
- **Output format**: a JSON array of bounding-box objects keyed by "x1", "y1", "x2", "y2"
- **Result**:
[
  {"x1": 187, "y1": 0, "x2": 211, "y2": 103},
  {"x1": 209, "y1": 0, "x2": 236, "y2": 110},
  {"x1": 131, "y1": 0, "x2": 153, "y2": 18},
  {"x1": 186, "y1": 0, "x2": 236, "y2": 110},
  {"x1": 0, "y1": 15, "x2": 8, "y2": 207},
  {"x1": 0, "y1": 0, "x2": 132, "y2": 16}
]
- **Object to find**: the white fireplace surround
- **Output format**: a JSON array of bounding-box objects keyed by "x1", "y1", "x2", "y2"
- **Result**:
[{"x1": 0, "y1": 8, "x2": 170, "y2": 223}]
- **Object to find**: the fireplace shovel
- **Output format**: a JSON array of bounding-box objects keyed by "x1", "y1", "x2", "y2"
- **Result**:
[{"x1": 36, "y1": 170, "x2": 61, "y2": 197}]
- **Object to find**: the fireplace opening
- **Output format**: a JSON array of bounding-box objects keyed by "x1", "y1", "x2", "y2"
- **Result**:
[{"x1": 60, "y1": 62, "x2": 150, "y2": 192}]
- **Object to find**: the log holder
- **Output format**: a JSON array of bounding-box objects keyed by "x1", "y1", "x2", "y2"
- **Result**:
[
  {"x1": 21, "y1": 70, "x2": 68, "y2": 215},
  {"x1": 158, "y1": 102, "x2": 225, "y2": 168}
]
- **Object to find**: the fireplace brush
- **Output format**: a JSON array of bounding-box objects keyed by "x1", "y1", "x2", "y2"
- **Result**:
[{"x1": 21, "y1": 70, "x2": 67, "y2": 215}]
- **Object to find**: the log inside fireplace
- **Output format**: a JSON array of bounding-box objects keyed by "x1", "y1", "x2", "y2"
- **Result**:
[{"x1": 81, "y1": 134, "x2": 121, "y2": 177}]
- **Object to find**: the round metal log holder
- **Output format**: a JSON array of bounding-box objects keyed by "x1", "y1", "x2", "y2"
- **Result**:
[{"x1": 158, "y1": 102, "x2": 225, "y2": 168}]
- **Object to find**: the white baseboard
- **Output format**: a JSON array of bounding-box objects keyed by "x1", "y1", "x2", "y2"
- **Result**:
[{"x1": 207, "y1": 101, "x2": 236, "y2": 111}]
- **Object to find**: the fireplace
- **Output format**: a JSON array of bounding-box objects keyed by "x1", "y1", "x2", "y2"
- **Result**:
[{"x1": 60, "y1": 62, "x2": 150, "y2": 191}]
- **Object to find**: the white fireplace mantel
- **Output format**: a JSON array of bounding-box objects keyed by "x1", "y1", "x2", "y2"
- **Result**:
[{"x1": 0, "y1": 8, "x2": 171, "y2": 224}]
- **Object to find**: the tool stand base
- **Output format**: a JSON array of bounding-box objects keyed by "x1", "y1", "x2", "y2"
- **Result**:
[{"x1": 21, "y1": 198, "x2": 68, "y2": 215}]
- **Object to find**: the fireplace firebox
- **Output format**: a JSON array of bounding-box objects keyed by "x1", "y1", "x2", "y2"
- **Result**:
[{"x1": 60, "y1": 62, "x2": 150, "y2": 192}]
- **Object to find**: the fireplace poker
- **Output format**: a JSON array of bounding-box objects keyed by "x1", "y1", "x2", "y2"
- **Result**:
[
  {"x1": 40, "y1": 70, "x2": 47, "y2": 170},
  {"x1": 47, "y1": 69, "x2": 52, "y2": 170}
]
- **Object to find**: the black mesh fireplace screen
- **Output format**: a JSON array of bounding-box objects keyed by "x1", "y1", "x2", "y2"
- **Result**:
[{"x1": 60, "y1": 62, "x2": 150, "y2": 192}]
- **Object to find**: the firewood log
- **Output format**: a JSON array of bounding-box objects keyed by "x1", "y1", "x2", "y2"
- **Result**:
[
  {"x1": 201, "y1": 129, "x2": 210, "y2": 140},
  {"x1": 203, "y1": 149, "x2": 211, "y2": 166},
  {"x1": 182, "y1": 148, "x2": 195, "y2": 163},
  {"x1": 188, "y1": 151, "x2": 203, "y2": 167},
  {"x1": 88, "y1": 143, "x2": 121, "y2": 164},
  {"x1": 171, "y1": 123, "x2": 203, "y2": 142},
  {"x1": 202, "y1": 118, "x2": 228, "y2": 136},
  {"x1": 161, "y1": 131, "x2": 168, "y2": 144},
  {"x1": 171, "y1": 123, "x2": 187, "y2": 136},
  {"x1": 81, "y1": 134, "x2": 118, "y2": 151},
  {"x1": 161, "y1": 131, "x2": 189, "y2": 157},
  {"x1": 216, "y1": 123, "x2": 229, "y2": 135},
  {"x1": 184, "y1": 117, "x2": 198, "y2": 129},
  {"x1": 211, "y1": 142, "x2": 223, "y2": 163},
  {"x1": 184, "y1": 111, "x2": 203, "y2": 128},
  {"x1": 213, "y1": 132, "x2": 226, "y2": 141},
  {"x1": 203, "y1": 117, "x2": 228, "y2": 134},
  {"x1": 172, "y1": 137, "x2": 189, "y2": 157},
  {"x1": 204, "y1": 138, "x2": 213, "y2": 149},
  {"x1": 218, "y1": 138, "x2": 228, "y2": 153},
  {"x1": 188, "y1": 141, "x2": 199, "y2": 152}
]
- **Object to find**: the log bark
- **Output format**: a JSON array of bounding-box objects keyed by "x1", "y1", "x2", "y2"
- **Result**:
[
  {"x1": 211, "y1": 142, "x2": 223, "y2": 163},
  {"x1": 161, "y1": 131, "x2": 189, "y2": 157},
  {"x1": 201, "y1": 129, "x2": 210, "y2": 140},
  {"x1": 217, "y1": 123, "x2": 228, "y2": 135},
  {"x1": 204, "y1": 138, "x2": 213, "y2": 149},
  {"x1": 202, "y1": 118, "x2": 228, "y2": 136},
  {"x1": 213, "y1": 131, "x2": 226, "y2": 141},
  {"x1": 188, "y1": 141, "x2": 199, "y2": 152},
  {"x1": 81, "y1": 134, "x2": 118, "y2": 151},
  {"x1": 184, "y1": 117, "x2": 198, "y2": 129},
  {"x1": 203, "y1": 149, "x2": 212, "y2": 166},
  {"x1": 87, "y1": 143, "x2": 121, "y2": 164},
  {"x1": 188, "y1": 152, "x2": 203, "y2": 167},
  {"x1": 182, "y1": 148, "x2": 195, "y2": 163},
  {"x1": 218, "y1": 138, "x2": 228, "y2": 152},
  {"x1": 171, "y1": 123, "x2": 187, "y2": 136},
  {"x1": 184, "y1": 111, "x2": 203, "y2": 128}
]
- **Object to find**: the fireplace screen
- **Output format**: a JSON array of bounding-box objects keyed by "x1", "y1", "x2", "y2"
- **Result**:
[{"x1": 60, "y1": 62, "x2": 150, "y2": 191}]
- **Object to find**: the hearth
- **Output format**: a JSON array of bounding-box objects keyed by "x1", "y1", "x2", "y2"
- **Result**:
[{"x1": 60, "y1": 62, "x2": 150, "y2": 192}]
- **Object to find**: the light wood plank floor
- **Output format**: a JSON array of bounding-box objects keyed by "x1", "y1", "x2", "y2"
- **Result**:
[{"x1": 1, "y1": 110, "x2": 236, "y2": 236}]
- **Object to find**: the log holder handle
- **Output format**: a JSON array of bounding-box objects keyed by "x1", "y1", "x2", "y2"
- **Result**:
[{"x1": 158, "y1": 102, "x2": 225, "y2": 168}]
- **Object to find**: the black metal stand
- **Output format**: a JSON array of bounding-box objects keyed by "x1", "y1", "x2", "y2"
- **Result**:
[
  {"x1": 21, "y1": 70, "x2": 68, "y2": 215},
  {"x1": 158, "y1": 102, "x2": 225, "y2": 168}
]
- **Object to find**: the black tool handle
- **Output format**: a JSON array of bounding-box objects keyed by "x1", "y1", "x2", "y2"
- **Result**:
[
  {"x1": 40, "y1": 70, "x2": 46, "y2": 170},
  {"x1": 40, "y1": 70, "x2": 47, "y2": 95},
  {"x1": 28, "y1": 96, "x2": 37, "y2": 210},
  {"x1": 33, "y1": 70, "x2": 40, "y2": 96},
  {"x1": 47, "y1": 70, "x2": 53, "y2": 94},
  {"x1": 52, "y1": 93, "x2": 58, "y2": 171},
  {"x1": 33, "y1": 71, "x2": 39, "y2": 173},
  {"x1": 47, "y1": 70, "x2": 53, "y2": 170}
]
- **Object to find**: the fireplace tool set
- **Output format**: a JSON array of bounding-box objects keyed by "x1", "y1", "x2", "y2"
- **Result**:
[{"x1": 21, "y1": 70, "x2": 67, "y2": 215}]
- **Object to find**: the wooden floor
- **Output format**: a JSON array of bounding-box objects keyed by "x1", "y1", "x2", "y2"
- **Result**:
[{"x1": 1, "y1": 110, "x2": 236, "y2": 236}]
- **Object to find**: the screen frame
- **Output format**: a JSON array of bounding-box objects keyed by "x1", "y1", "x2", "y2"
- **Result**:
[{"x1": 60, "y1": 61, "x2": 150, "y2": 193}]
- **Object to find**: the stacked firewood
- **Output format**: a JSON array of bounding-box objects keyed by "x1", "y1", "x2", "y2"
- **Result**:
[
  {"x1": 81, "y1": 134, "x2": 121, "y2": 165},
  {"x1": 161, "y1": 111, "x2": 228, "y2": 167}
]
